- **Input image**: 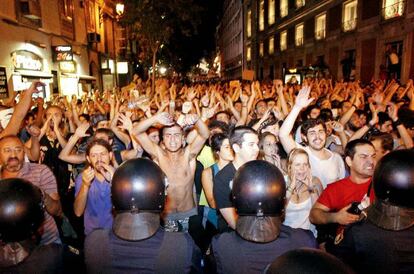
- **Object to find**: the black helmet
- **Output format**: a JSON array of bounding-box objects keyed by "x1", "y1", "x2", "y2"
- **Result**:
[
  {"x1": 368, "y1": 149, "x2": 414, "y2": 230},
  {"x1": 265, "y1": 248, "x2": 354, "y2": 274},
  {"x1": 0, "y1": 178, "x2": 44, "y2": 243},
  {"x1": 232, "y1": 160, "x2": 286, "y2": 243},
  {"x1": 111, "y1": 158, "x2": 166, "y2": 241}
]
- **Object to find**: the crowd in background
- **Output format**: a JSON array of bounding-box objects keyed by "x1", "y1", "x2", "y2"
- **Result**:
[{"x1": 1, "y1": 74, "x2": 414, "y2": 273}]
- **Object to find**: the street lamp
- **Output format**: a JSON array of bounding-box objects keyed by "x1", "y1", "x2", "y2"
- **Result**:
[{"x1": 116, "y1": 3, "x2": 125, "y2": 17}]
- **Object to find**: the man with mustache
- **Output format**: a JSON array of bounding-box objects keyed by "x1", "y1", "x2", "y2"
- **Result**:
[
  {"x1": 0, "y1": 135, "x2": 61, "y2": 245},
  {"x1": 310, "y1": 139, "x2": 377, "y2": 247},
  {"x1": 74, "y1": 139, "x2": 115, "y2": 236}
]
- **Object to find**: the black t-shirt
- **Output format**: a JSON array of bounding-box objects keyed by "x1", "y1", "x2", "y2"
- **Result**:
[
  {"x1": 329, "y1": 220, "x2": 414, "y2": 274},
  {"x1": 212, "y1": 225, "x2": 317, "y2": 274},
  {"x1": 213, "y1": 163, "x2": 236, "y2": 232}
]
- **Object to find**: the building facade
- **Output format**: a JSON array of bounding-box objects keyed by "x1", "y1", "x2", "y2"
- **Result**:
[
  {"x1": 0, "y1": 0, "x2": 126, "y2": 99},
  {"x1": 217, "y1": 0, "x2": 244, "y2": 80},
  {"x1": 243, "y1": 0, "x2": 414, "y2": 83}
]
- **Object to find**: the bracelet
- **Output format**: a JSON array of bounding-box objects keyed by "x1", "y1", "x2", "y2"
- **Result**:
[
  {"x1": 352, "y1": 104, "x2": 358, "y2": 109},
  {"x1": 242, "y1": 105, "x2": 248, "y2": 108}
]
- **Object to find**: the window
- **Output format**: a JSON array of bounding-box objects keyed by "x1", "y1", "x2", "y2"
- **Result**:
[
  {"x1": 315, "y1": 13, "x2": 326, "y2": 40},
  {"x1": 268, "y1": 0, "x2": 275, "y2": 25},
  {"x1": 296, "y1": 0, "x2": 305, "y2": 9},
  {"x1": 382, "y1": 0, "x2": 405, "y2": 19},
  {"x1": 280, "y1": 0, "x2": 288, "y2": 18},
  {"x1": 269, "y1": 37, "x2": 274, "y2": 54},
  {"x1": 62, "y1": 0, "x2": 74, "y2": 20},
  {"x1": 17, "y1": 0, "x2": 42, "y2": 27},
  {"x1": 295, "y1": 23, "x2": 304, "y2": 46},
  {"x1": 247, "y1": 9, "x2": 252, "y2": 37},
  {"x1": 247, "y1": 46, "x2": 251, "y2": 61},
  {"x1": 260, "y1": 42, "x2": 264, "y2": 57},
  {"x1": 280, "y1": 31, "x2": 287, "y2": 51},
  {"x1": 342, "y1": 0, "x2": 358, "y2": 32},
  {"x1": 259, "y1": 1, "x2": 265, "y2": 31}
]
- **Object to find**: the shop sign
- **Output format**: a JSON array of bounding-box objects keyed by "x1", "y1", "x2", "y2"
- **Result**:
[
  {"x1": 0, "y1": 67, "x2": 8, "y2": 98},
  {"x1": 52, "y1": 45, "x2": 73, "y2": 62},
  {"x1": 59, "y1": 61, "x2": 76, "y2": 73},
  {"x1": 11, "y1": 51, "x2": 43, "y2": 71}
]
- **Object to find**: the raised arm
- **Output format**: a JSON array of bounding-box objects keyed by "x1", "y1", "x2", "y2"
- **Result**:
[
  {"x1": 58, "y1": 122, "x2": 89, "y2": 164},
  {"x1": 279, "y1": 86, "x2": 314, "y2": 154},
  {"x1": 0, "y1": 81, "x2": 43, "y2": 138}
]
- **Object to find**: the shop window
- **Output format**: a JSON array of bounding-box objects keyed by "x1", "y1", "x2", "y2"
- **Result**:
[
  {"x1": 295, "y1": 23, "x2": 304, "y2": 47},
  {"x1": 268, "y1": 0, "x2": 275, "y2": 25},
  {"x1": 315, "y1": 13, "x2": 326, "y2": 40},
  {"x1": 280, "y1": 0, "x2": 288, "y2": 18},
  {"x1": 280, "y1": 31, "x2": 287, "y2": 51},
  {"x1": 342, "y1": 0, "x2": 358, "y2": 32},
  {"x1": 259, "y1": 42, "x2": 264, "y2": 57},
  {"x1": 382, "y1": 0, "x2": 405, "y2": 19},
  {"x1": 16, "y1": 0, "x2": 42, "y2": 27},
  {"x1": 259, "y1": 0, "x2": 265, "y2": 31},
  {"x1": 296, "y1": 0, "x2": 305, "y2": 9},
  {"x1": 247, "y1": 9, "x2": 252, "y2": 38},
  {"x1": 269, "y1": 37, "x2": 274, "y2": 55}
]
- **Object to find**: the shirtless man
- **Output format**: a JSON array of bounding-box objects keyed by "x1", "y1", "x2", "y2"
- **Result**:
[{"x1": 134, "y1": 112, "x2": 209, "y2": 231}]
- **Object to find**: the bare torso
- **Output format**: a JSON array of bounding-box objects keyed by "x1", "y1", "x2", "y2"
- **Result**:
[{"x1": 155, "y1": 147, "x2": 196, "y2": 214}]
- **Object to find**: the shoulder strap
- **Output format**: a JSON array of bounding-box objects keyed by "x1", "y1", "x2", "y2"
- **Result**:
[{"x1": 212, "y1": 163, "x2": 219, "y2": 177}]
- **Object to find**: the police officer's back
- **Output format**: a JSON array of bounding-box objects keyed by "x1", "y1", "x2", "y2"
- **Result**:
[
  {"x1": 84, "y1": 158, "x2": 201, "y2": 274},
  {"x1": 212, "y1": 160, "x2": 317, "y2": 274}
]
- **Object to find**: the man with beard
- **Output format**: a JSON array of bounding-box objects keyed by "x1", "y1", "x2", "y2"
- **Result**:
[
  {"x1": 133, "y1": 112, "x2": 210, "y2": 231},
  {"x1": 310, "y1": 139, "x2": 377, "y2": 246},
  {"x1": 0, "y1": 135, "x2": 61, "y2": 245},
  {"x1": 74, "y1": 139, "x2": 115, "y2": 235},
  {"x1": 279, "y1": 86, "x2": 345, "y2": 189},
  {"x1": 213, "y1": 126, "x2": 259, "y2": 231}
]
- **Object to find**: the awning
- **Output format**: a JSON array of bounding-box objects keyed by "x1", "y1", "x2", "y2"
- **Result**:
[
  {"x1": 13, "y1": 70, "x2": 53, "y2": 78},
  {"x1": 62, "y1": 73, "x2": 96, "y2": 81}
]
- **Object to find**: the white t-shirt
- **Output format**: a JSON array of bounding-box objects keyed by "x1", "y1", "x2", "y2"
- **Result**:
[{"x1": 300, "y1": 145, "x2": 346, "y2": 189}]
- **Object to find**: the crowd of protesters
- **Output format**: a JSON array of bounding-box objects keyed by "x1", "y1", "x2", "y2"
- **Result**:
[{"x1": 1, "y1": 74, "x2": 414, "y2": 273}]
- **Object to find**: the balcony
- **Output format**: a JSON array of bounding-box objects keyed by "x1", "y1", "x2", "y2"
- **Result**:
[
  {"x1": 382, "y1": 1, "x2": 405, "y2": 20},
  {"x1": 342, "y1": 18, "x2": 357, "y2": 32},
  {"x1": 315, "y1": 29, "x2": 326, "y2": 40}
]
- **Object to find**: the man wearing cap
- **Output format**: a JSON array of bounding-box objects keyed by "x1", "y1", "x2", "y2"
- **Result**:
[
  {"x1": 212, "y1": 160, "x2": 317, "y2": 274},
  {"x1": 330, "y1": 149, "x2": 414, "y2": 274},
  {"x1": 84, "y1": 158, "x2": 201, "y2": 273}
]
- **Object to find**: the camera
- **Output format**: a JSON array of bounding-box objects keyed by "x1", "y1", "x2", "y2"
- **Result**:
[{"x1": 347, "y1": 201, "x2": 362, "y2": 215}]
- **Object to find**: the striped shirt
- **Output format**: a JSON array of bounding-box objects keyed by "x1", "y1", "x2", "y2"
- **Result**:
[{"x1": 17, "y1": 162, "x2": 61, "y2": 245}]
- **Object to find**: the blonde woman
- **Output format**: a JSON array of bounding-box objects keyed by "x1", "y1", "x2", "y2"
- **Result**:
[{"x1": 283, "y1": 148, "x2": 323, "y2": 237}]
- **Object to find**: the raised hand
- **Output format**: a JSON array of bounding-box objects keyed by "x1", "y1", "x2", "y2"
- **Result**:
[
  {"x1": 74, "y1": 122, "x2": 91, "y2": 138},
  {"x1": 27, "y1": 125, "x2": 41, "y2": 138},
  {"x1": 156, "y1": 112, "x2": 174, "y2": 126},
  {"x1": 100, "y1": 163, "x2": 115, "y2": 182},
  {"x1": 387, "y1": 102, "x2": 399, "y2": 122},
  {"x1": 331, "y1": 121, "x2": 344, "y2": 133},
  {"x1": 184, "y1": 114, "x2": 200, "y2": 127},
  {"x1": 82, "y1": 167, "x2": 95, "y2": 187},
  {"x1": 118, "y1": 113, "x2": 133, "y2": 132},
  {"x1": 294, "y1": 86, "x2": 314, "y2": 109}
]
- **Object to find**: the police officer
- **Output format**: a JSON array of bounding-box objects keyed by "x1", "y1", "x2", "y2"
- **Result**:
[
  {"x1": 212, "y1": 160, "x2": 317, "y2": 274},
  {"x1": 329, "y1": 149, "x2": 414, "y2": 274},
  {"x1": 0, "y1": 178, "x2": 62, "y2": 273},
  {"x1": 265, "y1": 248, "x2": 354, "y2": 274},
  {"x1": 84, "y1": 158, "x2": 202, "y2": 274}
]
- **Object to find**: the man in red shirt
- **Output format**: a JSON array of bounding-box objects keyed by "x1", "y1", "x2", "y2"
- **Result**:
[{"x1": 310, "y1": 139, "x2": 377, "y2": 245}]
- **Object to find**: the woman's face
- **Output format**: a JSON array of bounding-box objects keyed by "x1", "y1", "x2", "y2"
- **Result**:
[
  {"x1": 262, "y1": 135, "x2": 278, "y2": 158},
  {"x1": 291, "y1": 153, "x2": 310, "y2": 181},
  {"x1": 219, "y1": 139, "x2": 234, "y2": 162}
]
